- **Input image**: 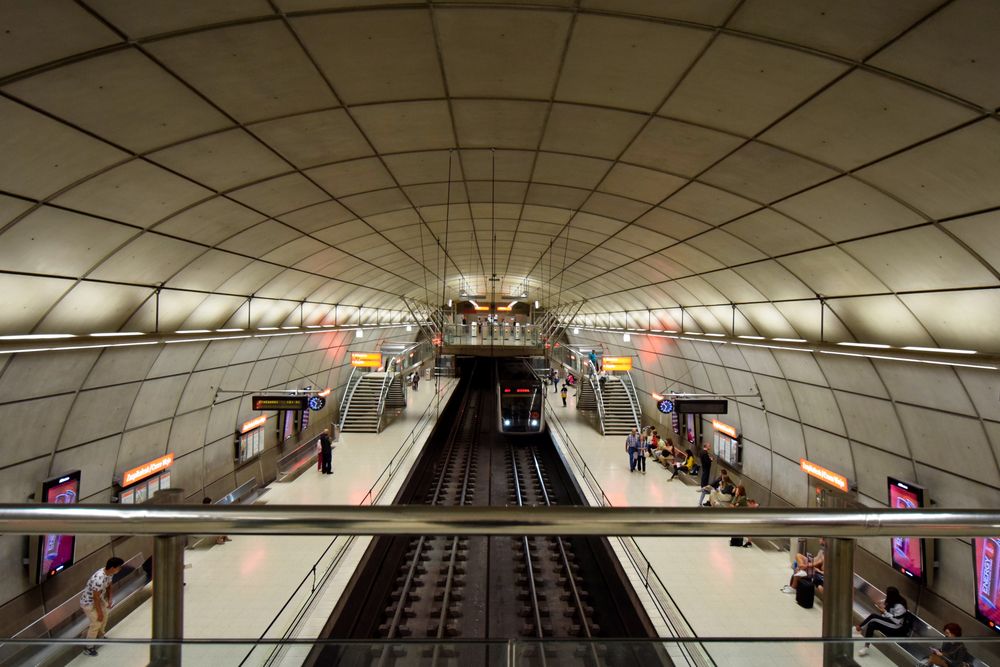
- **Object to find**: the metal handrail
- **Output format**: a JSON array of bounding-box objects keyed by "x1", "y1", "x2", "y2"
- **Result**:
[
  {"x1": 338, "y1": 366, "x2": 361, "y2": 429},
  {"x1": 374, "y1": 371, "x2": 394, "y2": 431},
  {"x1": 620, "y1": 371, "x2": 642, "y2": 431},
  {"x1": 1, "y1": 505, "x2": 998, "y2": 537},
  {"x1": 584, "y1": 359, "x2": 606, "y2": 434}
]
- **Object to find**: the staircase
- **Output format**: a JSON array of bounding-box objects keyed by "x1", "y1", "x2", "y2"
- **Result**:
[
  {"x1": 576, "y1": 375, "x2": 598, "y2": 410},
  {"x1": 340, "y1": 373, "x2": 390, "y2": 433},
  {"x1": 384, "y1": 374, "x2": 407, "y2": 408},
  {"x1": 599, "y1": 376, "x2": 641, "y2": 435}
]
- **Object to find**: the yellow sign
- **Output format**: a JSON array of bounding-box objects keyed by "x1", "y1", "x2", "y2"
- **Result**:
[
  {"x1": 800, "y1": 458, "x2": 848, "y2": 493},
  {"x1": 602, "y1": 356, "x2": 633, "y2": 371},
  {"x1": 351, "y1": 352, "x2": 382, "y2": 368}
]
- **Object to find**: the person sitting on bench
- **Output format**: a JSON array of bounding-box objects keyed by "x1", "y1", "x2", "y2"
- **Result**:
[
  {"x1": 669, "y1": 449, "x2": 696, "y2": 480},
  {"x1": 856, "y1": 586, "x2": 909, "y2": 657}
]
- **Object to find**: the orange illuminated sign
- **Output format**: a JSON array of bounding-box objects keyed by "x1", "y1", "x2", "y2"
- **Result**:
[
  {"x1": 241, "y1": 415, "x2": 267, "y2": 433},
  {"x1": 712, "y1": 419, "x2": 738, "y2": 439},
  {"x1": 799, "y1": 458, "x2": 849, "y2": 493},
  {"x1": 602, "y1": 356, "x2": 633, "y2": 371},
  {"x1": 496, "y1": 306, "x2": 512, "y2": 312},
  {"x1": 317, "y1": 388, "x2": 332, "y2": 398},
  {"x1": 473, "y1": 306, "x2": 490, "y2": 311},
  {"x1": 123, "y1": 453, "x2": 174, "y2": 487},
  {"x1": 351, "y1": 352, "x2": 382, "y2": 368}
]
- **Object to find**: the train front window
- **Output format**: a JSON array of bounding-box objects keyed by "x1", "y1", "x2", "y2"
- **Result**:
[{"x1": 501, "y1": 389, "x2": 540, "y2": 428}]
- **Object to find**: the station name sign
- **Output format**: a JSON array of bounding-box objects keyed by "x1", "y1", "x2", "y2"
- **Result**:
[
  {"x1": 123, "y1": 453, "x2": 174, "y2": 487},
  {"x1": 800, "y1": 458, "x2": 849, "y2": 493},
  {"x1": 252, "y1": 395, "x2": 308, "y2": 411}
]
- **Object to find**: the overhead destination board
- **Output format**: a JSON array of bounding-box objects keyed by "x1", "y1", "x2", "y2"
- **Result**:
[
  {"x1": 252, "y1": 395, "x2": 308, "y2": 411},
  {"x1": 674, "y1": 399, "x2": 728, "y2": 414},
  {"x1": 602, "y1": 356, "x2": 633, "y2": 371},
  {"x1": 351, "y1": 352, "x2": 382, "y2": 368}
]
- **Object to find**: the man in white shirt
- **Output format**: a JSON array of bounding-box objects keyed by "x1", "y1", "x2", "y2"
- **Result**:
[{"x1": 80, "y1": 557, "x2": 124, "y2": 656}]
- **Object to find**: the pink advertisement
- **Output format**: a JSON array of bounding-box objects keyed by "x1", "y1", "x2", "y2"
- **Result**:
[
  {"x1": 975, "y1": 537, "x2": 1000, "y2": 632},
  {"x1": 40, "y1": 472, "x2": 80, "y2": 578},
  {"x1": 888, "y1": 478, "x2": 924, "y2": 581}
]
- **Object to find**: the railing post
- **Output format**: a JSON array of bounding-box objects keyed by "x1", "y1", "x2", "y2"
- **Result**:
[
  {"x1": 822, "y1": 537, "x2": 855, "y2": 666},
  {"x1": 150, "y1": 532, "x2": 185, "y2": 666}
]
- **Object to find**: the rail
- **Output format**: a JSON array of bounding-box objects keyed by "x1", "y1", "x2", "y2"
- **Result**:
[
  {"x1": 584, "y1": 359, "x2": 606, "y2": 434},
  {"x1": 374, "y1": 371, "x2": 394, "y2": 431},
  {"x1": 2, "y1": 505, "x2": 997, "y2": 537},
  {"x1": 338, "y1": 366, "x2": 361, "y2": 430},
  {"x1": 620, "y1": 370, "x2": 642, "y2": 431}
]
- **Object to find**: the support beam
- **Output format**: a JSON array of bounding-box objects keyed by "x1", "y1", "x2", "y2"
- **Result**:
[{"x1": 822, "y1": 537, "x2": 856, "y2": 666}]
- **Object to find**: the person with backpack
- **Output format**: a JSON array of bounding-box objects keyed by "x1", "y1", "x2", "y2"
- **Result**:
[{"x1": 856, "y1": 587, "x2": 911, "y2": 656}]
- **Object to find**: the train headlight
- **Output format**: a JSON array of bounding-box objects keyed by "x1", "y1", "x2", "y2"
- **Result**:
[
  {"x1": 503, "y1": 419, "x2": 511, "y2": 427},
  {"x1": 530, "y1": 419, "x2": 539, "y2": 426}
]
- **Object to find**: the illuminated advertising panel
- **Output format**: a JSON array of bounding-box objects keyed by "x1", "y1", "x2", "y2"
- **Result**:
[
  {"x1": 799, "y1": 459, "x2": 849, "y2": 493},
  {"x1": 38, "y1": 471, "x2": 81, "y2": 581},
  {"x1": 975, "y1": 537, "x2": 1000, "y2": 633},
  {"x1": 887, "y1": 477, "x2": 925, "y2": 581}
]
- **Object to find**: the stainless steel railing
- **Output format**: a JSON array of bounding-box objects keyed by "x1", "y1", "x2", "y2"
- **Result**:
[{"x1": 1, "y1": 504, "x2": 998, "y2": 537}]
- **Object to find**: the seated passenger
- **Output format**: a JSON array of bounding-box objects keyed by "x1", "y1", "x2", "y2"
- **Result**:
[
  {"x1": 708, "y1": 479, "x2": 737, "y2": 507},
  {"x1": 781, "y1": 539, "x2": 825, "y2": 594},
  {"x1": 728, "y1": 485, "x2": 749, "y2": 508},
  {"x1": 697, "y1": 470, "x2": 731, "y2": 506},
  {"x1": 856, "y1": 586, "x2": 909, "y2": 656},
  {"x1": 669, "y1": 449, "x2": 696, "y2": 480},
  {"x1": 924, "y1": 623, "x2": 973, "y2": 666}
]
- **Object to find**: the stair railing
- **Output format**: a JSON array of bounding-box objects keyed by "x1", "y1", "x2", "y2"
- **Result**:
[
  {"x1": 585, "y1": 359, "x2": 606, "y2": 435},
  {"x1": 620, "y1": 370, "x2": 643, "y2": 431},
  {"x1": 374, "y1": 371, "x2": 394, "y2": 432},
  {"x1": 338, "y1": 367, "x2": 363, "y2": 431}
]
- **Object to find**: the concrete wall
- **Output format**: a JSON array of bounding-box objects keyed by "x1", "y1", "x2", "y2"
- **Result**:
[
  {"x1": 0, "y1": 324, "x2": 414, "y2": 618},
  {"x1": 569, "y1": 328, "x2": 1000, "y2": 626}
]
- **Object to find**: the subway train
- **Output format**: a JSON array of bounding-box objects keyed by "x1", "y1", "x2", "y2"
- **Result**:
[{"x1": 497, "y1": 359, "x2": 545, "y2": 434}]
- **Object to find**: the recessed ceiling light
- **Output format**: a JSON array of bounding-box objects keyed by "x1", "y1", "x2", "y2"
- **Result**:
[
  {"x1": 0, "y1": 333, "x2": 75, "y2": 341},
  {"x1": 837, "y1": 342, "x2": 891, "y2": 349},
  {"x1": 737, "y1": 335, "x2": 765, "y2": 340},
  {"x1": 772, "y1": 338, "x2": 807, "y2": 343},
  {"x1": 902, "y1": 346, "x2": 976, "y2": 355}
]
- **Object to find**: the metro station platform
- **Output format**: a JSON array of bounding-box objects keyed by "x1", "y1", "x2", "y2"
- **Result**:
[
  {"x1": 72, "y1": 378, "x2": 458, "y2": 667},
  {"x1": 544, "y1": 392, "x2": 896, "y2": 667}
]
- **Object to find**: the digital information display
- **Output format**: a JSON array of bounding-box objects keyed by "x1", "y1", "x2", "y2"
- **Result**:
[
  {"x1": 675, "y1": 399, "x2": 728, "y2": 414},
  {"x1": 252, "y1": 395, "x2": 308, "y2": 411},
  {"x1": 38, "y1": 471, "x2": 81, "y2": 581},
  {"x1": 888, "y1": 477, "x2": 925, "y2": 581},
  {"x1": 975, "y1": 537, "x2": 1000, "y2": 633}
]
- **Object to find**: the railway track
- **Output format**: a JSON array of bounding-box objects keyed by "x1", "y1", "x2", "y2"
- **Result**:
[{"x1": 308, "y1": 359, "x2": 664, "y2": 667}]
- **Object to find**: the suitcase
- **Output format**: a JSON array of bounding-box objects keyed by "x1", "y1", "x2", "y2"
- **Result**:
[
  {"x1": 729, "y1": 537, "x2": 745, "y2": 547},
  {"x1": 795, "y1": 577, "x2": 815, "y2": 609}
]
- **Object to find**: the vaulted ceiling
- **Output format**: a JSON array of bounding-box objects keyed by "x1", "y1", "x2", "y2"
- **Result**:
[{"x1": 1, "y1": 1, "x2": 998, "y2": 350}]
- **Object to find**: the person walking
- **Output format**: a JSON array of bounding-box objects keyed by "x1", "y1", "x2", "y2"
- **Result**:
[
  {"x1": 636, "y1": 431, "x2": 648, "y2": 474},
  {"x1": 699, "y1": 442, "x2": 714, "y2": 489},
  {"x1": 589, "y1": 349, "x2": 599, "y2": 373},
  {"x1": 319, "y1": 428, "x2": 333, "y2": 474},
  {"x1": 625, "y1": 428, "x2": 641, "y2": 473},
  {"x1": 560, "y1": 384, "x2": 568, "y2": 407},
  {"x1": 80, "y1": 557, "x2": 125, "y2": 656}
]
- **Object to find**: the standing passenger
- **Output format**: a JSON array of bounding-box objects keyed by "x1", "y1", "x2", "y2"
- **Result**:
[
  {"x1": 560, "y1": 384, "x2": 568, "y2": 407},
  {"x1": 589, "y1": 349, "x2": 599, "y2": 373},
  {"x1": 699, "y1": 443, "x2": 714, "y2": 489},
  {"x1": 80, "y1": 557, "x2": 125, "y2": 656},
  {"x1": 319, "y1": 428, "x2": 333, "y2": 475},
  {"x1": 625, "y1": 428, "x2": 641, "y2": 473},
  {"x1": 636, "y1": 431, "x2": 648, "y2": 474}
]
